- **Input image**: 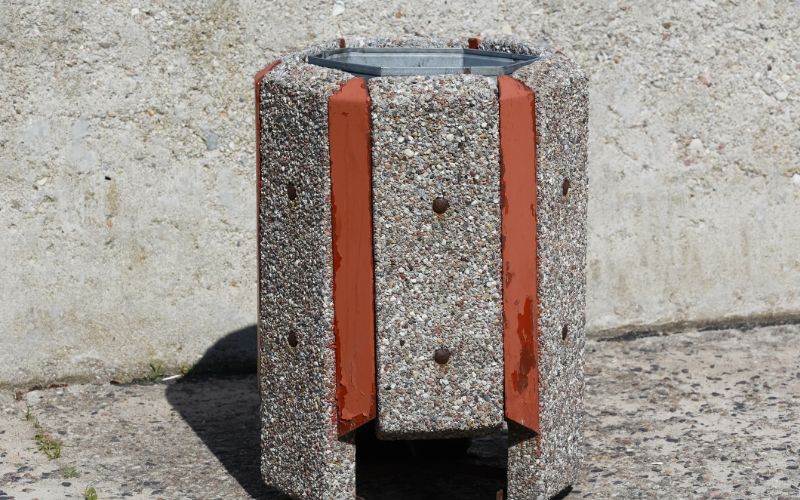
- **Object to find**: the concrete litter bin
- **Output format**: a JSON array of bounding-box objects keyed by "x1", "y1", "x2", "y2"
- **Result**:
[{"x1": 256, "y1": 36, "x2": 588, "y2": 499}]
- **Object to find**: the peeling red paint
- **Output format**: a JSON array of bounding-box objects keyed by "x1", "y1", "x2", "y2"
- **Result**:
[
  {"x1": 499, "y1": 75, "x2": 540, "y2": 435},
  {"x1": 255, "y1": 60, "x2": 281, "y2": 404},
  {"x1": 329, "y1": 77, "x2": 377, "y2": 436}
]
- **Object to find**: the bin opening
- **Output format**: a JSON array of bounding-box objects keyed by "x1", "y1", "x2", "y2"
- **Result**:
[{"x1": 308, "y1": 48, "x2": 538, "y2": 77}]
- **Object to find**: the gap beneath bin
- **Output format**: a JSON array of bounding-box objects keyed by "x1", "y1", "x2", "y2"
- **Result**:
[{"x1": 354, "y1": 421, "x2": 507, "y2": 499}]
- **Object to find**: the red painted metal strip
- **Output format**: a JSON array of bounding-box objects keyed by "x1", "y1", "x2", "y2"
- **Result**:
[
  {"x1": 329, "y1": 77, "x2": 377, "y2": 436},
  {"x1": 255, "y1": 60, "x2": 281, "y2": 400},
  {"x1": 499, "y1": 75, "x2": 540, "y2": 434}
]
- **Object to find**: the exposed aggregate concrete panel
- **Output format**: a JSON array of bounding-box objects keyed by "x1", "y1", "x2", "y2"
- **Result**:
[
  {"x1": 257, "y1": 59, "x2": 355, "y2": 499},
  {"x1": 369, "y1": 74, "x2": 504, "y2": 439}
]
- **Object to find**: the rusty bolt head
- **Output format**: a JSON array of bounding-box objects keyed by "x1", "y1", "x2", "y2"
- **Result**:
[
  {"x1": 287, "y1": 183, "x2": 297, "y2": 201},
  {"x1": 432, "y1": 196, "x2": 449, "y2": 214},
  {"x1": 287, "y1": 331, "x2": 298, "y2": 347},
  {"x1": 434, "y1": 348, "x2": 451, "y2": 365}
]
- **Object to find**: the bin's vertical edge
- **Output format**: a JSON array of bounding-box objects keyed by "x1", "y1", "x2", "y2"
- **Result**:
[
  {"x1": 255, "y1": 60, "x2": 281, "y2": 403},
  {"x1": 499, "y1": 75, "x2": 541, "y2": 435},
  {"x1": 328, "y1": 77, "x2": 377, "y2": 436}
]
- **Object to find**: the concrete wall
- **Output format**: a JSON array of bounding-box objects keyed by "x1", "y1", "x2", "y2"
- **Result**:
[{"x1": 2, "y1": 0, "x2": 798, "y2": 387}]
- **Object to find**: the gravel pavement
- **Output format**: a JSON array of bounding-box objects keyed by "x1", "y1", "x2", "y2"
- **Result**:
[{"x1": 1, "y1": 324, "x2": 798, "y2": 499}]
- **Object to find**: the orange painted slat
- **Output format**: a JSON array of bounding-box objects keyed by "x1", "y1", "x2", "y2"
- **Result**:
[
  {"x1": 499, "y1": 75, "x2": 540, "y2": 434},
  {"x1": 328, "y1": 77, "x2": 377, "y2": 436}
]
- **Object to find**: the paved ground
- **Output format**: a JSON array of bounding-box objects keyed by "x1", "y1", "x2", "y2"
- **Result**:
[{"x1": 1, "y1": 324, "x2": 799, "y2": 499}]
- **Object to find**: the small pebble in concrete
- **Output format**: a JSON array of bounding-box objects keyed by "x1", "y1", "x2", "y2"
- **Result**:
[{"x1": 205, "y1": 131, "x2": 219, "y2": 151}]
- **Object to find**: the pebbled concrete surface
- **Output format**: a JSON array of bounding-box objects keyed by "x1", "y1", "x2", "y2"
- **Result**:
[
  {"x1": 257, "y1": 57, "x2": 356, "y2": 498},
  {"x1": 370, "y1": 72, "x2": 504, "y2": 439},
  {"x1": 1, "y1": 324, "x2": 798, "y2": 499},
  {"x1": 2, "y1": 1, "x2": 800, "y2": 387},
  {"x1": 505, "y1": 47, "x2": 589, "y2": 499}
]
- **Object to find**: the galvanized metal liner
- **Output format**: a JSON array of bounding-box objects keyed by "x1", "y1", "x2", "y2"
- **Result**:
[{"x1": 308, "y1": 48, "x2": 538, "y2": 77}]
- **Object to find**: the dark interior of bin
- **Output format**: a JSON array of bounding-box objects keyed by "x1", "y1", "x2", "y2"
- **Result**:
[{"x1": 308, "y1": 47, "x2": 537, "y2": 77}]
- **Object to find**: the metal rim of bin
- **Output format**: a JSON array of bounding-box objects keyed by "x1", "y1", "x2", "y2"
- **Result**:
[{"x1": 307, "y1": 47, "x2": 539, "y2": 77}]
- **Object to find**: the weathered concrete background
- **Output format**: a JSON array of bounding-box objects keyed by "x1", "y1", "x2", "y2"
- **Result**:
[{"x1": 2, "y1": 1, "x2": 799, "y2": 386}]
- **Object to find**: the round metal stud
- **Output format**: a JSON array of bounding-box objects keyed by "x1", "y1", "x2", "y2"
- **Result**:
[
  {"x1": 434, "y1": 348, "x2": 451, "y2": 365},
  {"x1": 432, "y1": 196, "x2": 449, "y2": 214}
]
